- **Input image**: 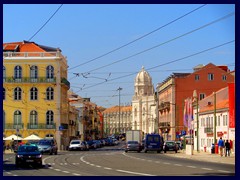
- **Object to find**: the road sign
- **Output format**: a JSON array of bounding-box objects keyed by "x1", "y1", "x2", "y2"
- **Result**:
[{"x1": 59, "y1": 125, "x2": 64, "y2": 131}]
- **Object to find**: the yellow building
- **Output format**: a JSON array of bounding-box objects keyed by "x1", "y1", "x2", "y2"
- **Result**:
[{"x1": 3, "y1": 41, "x2": 70, "y2": 149}]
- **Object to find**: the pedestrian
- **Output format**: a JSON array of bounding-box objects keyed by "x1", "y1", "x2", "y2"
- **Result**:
[
  {"x1": 229, "y1": 139, "x2": 233, "y2": 154},
  {"x1": 225, "y1": 140, "x2": 230, "y2": 157},
  {"x1": 218, "y1": 137, "x2": 224, "y2": 157},
  {"x1": 10, "y1": 138, "x2": 15, "y2": 152}
]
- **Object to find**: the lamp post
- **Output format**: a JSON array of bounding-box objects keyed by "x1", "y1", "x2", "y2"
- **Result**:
[
  {"x1": 117, "y1": 87, "x2": 122, "y2": 134},
  {"x1": 193, "y1": 90, "x2": 199, "y2": 152}
]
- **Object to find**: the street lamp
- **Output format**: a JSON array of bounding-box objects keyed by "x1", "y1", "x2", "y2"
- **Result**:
[
  {"x1": 193, "y1": 90, "x2": 199, "y2": 152},
  {"x1": 117, "y1": 87, "x2": 122, "y2": 134}
]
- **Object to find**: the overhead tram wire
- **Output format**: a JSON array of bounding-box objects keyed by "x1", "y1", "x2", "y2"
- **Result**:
[
  {"x1": 68, "y1": 4, "x2": 207, "y2": 71},
  {"x1": 28, "y1": 4, "x2": 63, "y2": 41},
  {"x1": 75, "y1": 40, "x2": 234, "y2": 92},
  {"x1": 82, "y1": 12, "x2": 235, "y2": 74}
]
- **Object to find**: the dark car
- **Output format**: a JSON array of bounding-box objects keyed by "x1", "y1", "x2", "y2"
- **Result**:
[
  {"x1": 125, "y1": 141, "x2": 141, "y2": 153},
  {"x1": 15, "y1": 144, "x2": 42, "y2": 167},
  {"x1": 163, "y1": 141, "x2": 178, "y2": 153},
  {"x1": 37, "y1": 138, "x2": 58, "y2": 155}
]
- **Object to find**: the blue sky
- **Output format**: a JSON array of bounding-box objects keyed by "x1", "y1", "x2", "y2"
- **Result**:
[{"x1": 3, "y1": 4, "x2": 235, "y2": 108}]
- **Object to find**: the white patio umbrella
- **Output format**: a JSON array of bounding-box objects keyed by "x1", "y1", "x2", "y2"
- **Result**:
[
  {"x1": 23, "y1": 134, "x2": 42, "y2": 140},
  {"x1": 3, "y1": 134, "x2": 23, "y2": 141}
]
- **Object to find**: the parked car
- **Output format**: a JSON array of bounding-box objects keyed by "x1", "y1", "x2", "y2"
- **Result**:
[
  {"x1": 175, "y1": 141, "x2": 183, "y2": 150},
  {"x1": 125, "y1": 141, "x2": 141, "y2": 153},
  {"x1": 69, "y1": 140, "x2": 87, "y2": 151},
  {"x1": 163, "y1": 141, "x2": 178, "y2": 153},
  {"x1": 86, "y1": 140, "x2": 97, "y2": 149},
  {"x1": 15, "y1": 144, "x2": 42, "y2": 167},
  {"x1": 113, "y1": 138, "x2": 119, "y2": 145},
  {"x1": 93, "y1": 140, "x2": 102, "y2": 148},
  {"x1": 37, "y1": 138, "x2": 58, "y2": 155}
]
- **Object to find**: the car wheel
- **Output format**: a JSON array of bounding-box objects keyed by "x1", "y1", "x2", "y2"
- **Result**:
[
  {"x1": 125, "y1": 150, "x2": 128, "y2": 153},
  {"x1": 175, "y1": 150, "x2": 177, "y2": 153},
  {"x1": 50, "y1": 151, "x2": 53, "y2": 155},
  {"x1": 157, "y1": 150, "x2": 160, "y2": 153},
  {"x1": 137, "y1": 151, "x2": 140, "y2": 153},
  {"x1": 55, "y1": 151, "x2": 58, "y2": 155},
  {"x1": 15, "y1": 160, "x2": 20, "y2": 167},
  {"x1": 164, "y1": 151, "x2": 166, "y2": 153},
  {"x1": 144, "y1": 150, "x2": 147, "y2": 153}
]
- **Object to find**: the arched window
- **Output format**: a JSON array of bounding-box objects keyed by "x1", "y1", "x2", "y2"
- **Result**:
[
  {"x1": 46, "y1": 65, "x2": 54, "y2": 79},
  {"x1": 46, "y1": 87, "x2": 54, "y2": 100},
  {"x1": 3, "y1": 87, "x2": 5, "y2": 100},
  {"x1": 46, "y1": 111, "x2": 54, "y2": 128},
  {"x1": 3, "y1": 66, "x2": 6, "y2": 82},
  {"x1": 14, "y1": 65, "x2": 22, "y2": 80},
  {"x1": 30, "y1": 65, "x2": 38, "y2": 82},
  {"x1": 30, "y1": 87, "x2": 38, "y2": 100},
  {"x1": 29, "y1": 110, "x2": 38, "y2": 129},
  {"x1": 14, "y1": 110, "x2": 22, "y2": 129},
  {"x1": 14, "y1": 87, "x2": 22, "y2": 100}
]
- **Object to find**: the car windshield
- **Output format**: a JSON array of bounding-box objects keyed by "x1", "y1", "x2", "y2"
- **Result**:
[
  {"x1": 128, "y1": 141, "x2": 138, "y2": 144},
  {"x1": 71, "y1": 141, "x2": 80, "y2": 144},
  {"x1": 18, "y1": 146, "x2": 39, "y2": 152},
  {"x1": 166, "y1": 142, "x2": 175, "y2": 145},
  {"x1": 38, "y1": 141, "x2": 51, "y2": 145}
]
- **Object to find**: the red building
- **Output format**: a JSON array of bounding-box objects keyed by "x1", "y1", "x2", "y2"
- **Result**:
[{"x1": 157, "y1": 63, "x2": 235, "y2": 141}]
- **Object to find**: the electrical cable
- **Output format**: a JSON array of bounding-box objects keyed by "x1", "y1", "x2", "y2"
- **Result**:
[
  {"x1": 68, "y1": 4, "x2": 207, "y2": 71},
  {"x1": 28, "y1": 4, "x2": 63, "y2": 41}
]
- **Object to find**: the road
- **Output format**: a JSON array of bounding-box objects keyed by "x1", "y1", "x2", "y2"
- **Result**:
[{"x1": 3, "y1": 143, "x2": 235, "y2": 176}]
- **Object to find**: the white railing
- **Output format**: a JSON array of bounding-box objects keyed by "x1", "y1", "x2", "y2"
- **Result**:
[{"x1": 3, "y1": 51, "x2": 64, "y2": 58}]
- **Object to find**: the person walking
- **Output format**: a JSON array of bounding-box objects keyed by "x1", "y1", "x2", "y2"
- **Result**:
[
  {"x1": 218, "y1": 137, "x2": 224, "y2": 157},
  {"x1": 225, "y1": 139, "x2": 230, "y2": 157}
]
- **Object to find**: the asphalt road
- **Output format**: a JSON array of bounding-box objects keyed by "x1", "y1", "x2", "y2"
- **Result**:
[{"x1": 3, "y1": 146, "x2": 235, "y2": 176}]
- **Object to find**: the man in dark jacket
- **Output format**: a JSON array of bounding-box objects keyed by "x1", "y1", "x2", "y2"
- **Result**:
[{"x1": 225, "y1": 139, "x2": 230, "y2": 157}]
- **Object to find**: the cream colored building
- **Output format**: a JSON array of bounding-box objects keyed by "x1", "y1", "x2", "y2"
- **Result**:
[{"x1": 132, "y1": 67, "x2": 157, "y2": 135}]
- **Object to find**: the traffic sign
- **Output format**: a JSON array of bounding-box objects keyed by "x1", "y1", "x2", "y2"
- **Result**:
[
  {"x1": 181, "y1": 130, "x2": 186, "y2": 135},
  {"x1": 59, "y1": 125, "x2": 64, "y2": 131}
]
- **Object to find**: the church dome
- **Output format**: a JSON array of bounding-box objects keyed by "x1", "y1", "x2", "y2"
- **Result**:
[{"x1": 135, "y1": 66, "x2": 152, "y2": 86}]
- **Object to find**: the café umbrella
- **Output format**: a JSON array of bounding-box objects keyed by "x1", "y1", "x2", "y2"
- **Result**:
[
  {"x1": 3, "y1": 134, "x2": 23, "y2": 141},
  {"x1": 23, "y1": 134, "x2": 42, "y2": 140}
]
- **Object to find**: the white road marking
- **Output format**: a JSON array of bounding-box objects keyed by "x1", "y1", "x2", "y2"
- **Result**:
[
  {"x1": 104, "y1": 167, "x2": 112, "y2": 170},
  {"x1": 174, "y1": 164, "x2": 182, "y2": 166},
  {"x1": 201, "y1": 168, "x2": 213, "y2": 171},
  {"x1": 217, "y1": 170, "x2": 231, "y2": 173},
  {"x1": 116, "y1": 169, "x2": 156, "y2": 176},
  {"x1": 163, "y1": 162, "x2": 170, "y2": 165},
  {"x1": 63, "y1": 171, "x2": 70, "y2": 173},
  {"x1": 54, "y1": 169, "x2": 61, "y2": 171},
  {"x1": 187, "y1": 166, "x2": 196, "y2": 168},
  {"x1": 72, "y1": 173, "x2": 81, "y2": 176}
]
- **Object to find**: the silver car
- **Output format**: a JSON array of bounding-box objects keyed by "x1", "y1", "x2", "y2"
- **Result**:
[
  {"x1": 125, "y1": 141, "x2": 141, "y2": 153},
  {"x1": 69, "y1": 140, "x2": 87, "y2": 151}
]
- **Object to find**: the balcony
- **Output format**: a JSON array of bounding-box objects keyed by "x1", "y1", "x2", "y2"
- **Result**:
[
  {"x1": 5, "y1": 123, "x2": 24, "y2": 130},
  {"x1": 27, "y1": 123, "x2": 56, "y2": 129},
  {"x1": 3, "y1": 51, "x2": 63, "y2": 58},
  {"x1": 3, "y1": 77, "x2": 56, "y2": 83},
  {"x1": 61, "y1": 77, "x2": 70, "y2": 89},
  {"x1": 159, "y1": 101, "x2": 170, "y2": 113},
  {"x1": 204, "y1": 127, "x2": 213, "y2": 134}
]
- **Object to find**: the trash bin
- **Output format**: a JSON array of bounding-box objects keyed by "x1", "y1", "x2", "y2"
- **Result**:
[
  {"x1": 215, "y1": 144, "x2": 218, "y2": 154},
  {"x1": 211, "y1": 143, "x2": 215, "y2": 154}
]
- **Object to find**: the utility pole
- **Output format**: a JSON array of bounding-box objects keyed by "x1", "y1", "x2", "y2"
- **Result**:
[
  {"x1": 117, "y1": 87, "x2": 123, "y2": 134},
  {"x1": 214, "y1": 92, "x2": 217, "y2": 144}
]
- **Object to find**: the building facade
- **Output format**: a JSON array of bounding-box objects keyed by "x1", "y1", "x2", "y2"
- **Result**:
[
  {"x1": 193, "y1": 83, "x2": 235, "y2": 153},
  {"x1": 157, "y1": 63, "x2": 235, "y2": 141},
  {"x1": 132, "y1": 67, "x2": 157, "y2": 135},
  {"x1": 3, "y1": 41, "x2": 70, "y2": 150},
  {"x1": 103, "y1": 106, "x2": 132, "y2": 135}
]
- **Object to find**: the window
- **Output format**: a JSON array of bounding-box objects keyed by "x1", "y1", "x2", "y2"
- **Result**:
[
  {"x1": 199, "y1": 93, "x2": 205, "y2": 100},
  {"x1": 217, "y1": 116, "x2": 220, "y2": 126},
  {"x1": 30, "y1": 65, "x2": 38, "y2": 82},
  {"x1": 46, "y1": 87, "x2": 54, "y2": 100},
  {"x1": 14, "y1": 110, "x2": 22, "y2": 129},
  {"x1": 14, "y1": 65, "x2": 22, "y2": 80},
  {"x1": 3, "y1": 66, "x2": 6, "y2": 82},
  {"x1": 30, "y1": 110, "x2": 38, "y2": 128},
  {"x1": 195, "y1": 74, "x2": 200, "y2": 81},
  {"x1": 208, "y1": 73, "x2": 214, "y2": 81},
  {"x1": 46, "y1": 65, "x2": 54, "y2": 79},
  {"x1": 46, "y1": 111, "x2": 54, "y2": 125},
  {"x1": 3, "y1": 88, "x2": 5, "y2": 100},
  {"x1": 14, "y1": 87, "x2": 22, "y2": 100},
  {"x1": 30, "y1": 87, "x2": 38, "y2": 100},
  {"x1": 222, "y1": 75, "x2": 227, "y2": 81}
]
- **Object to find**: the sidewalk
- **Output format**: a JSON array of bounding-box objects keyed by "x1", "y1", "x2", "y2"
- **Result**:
[{"x1": 166, "y1": 150, "x2": 235, "y2": 165}]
